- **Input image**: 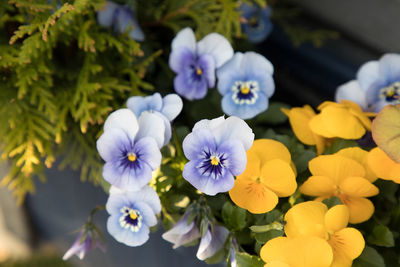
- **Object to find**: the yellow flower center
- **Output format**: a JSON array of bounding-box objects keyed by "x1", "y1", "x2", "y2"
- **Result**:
[
  {"x1": 128, "y1": 153, "x2": 136, "y2": 162},
  {"x1": 240, "y1": 86, "x2": 250, "y2": 94},
  {"x1": 129, "y1": 210, "x2": 138, "y2": 220},
  {"x1": 210, "y1": 156, "x2": 220, "y2": 166},
  {"x1": 196, "y1": 68, "x2": 202, "y2": 76}
]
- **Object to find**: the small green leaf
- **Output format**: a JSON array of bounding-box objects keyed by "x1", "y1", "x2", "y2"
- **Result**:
[
  {"x1": 255, "y1": 102, "x2": 290, "y2": 125},
  {"x1": 235, "y1": 252, "x2": 265, "y2": 267},
  {"x1": 352, "y1": 246, "x2": 385, "y2": 267},
  {"x1": 367, "y1": 225, "x2": 395, "y2": 247},
  {"x1": 254, "y1": 229, "x2": 284, "y2": 243},
  {"x1": 322, "y1": 196, "x2": 342, "y2": 209},
  {"x1": 250, "y1": 221, "x2": 283, "y2": 233}
]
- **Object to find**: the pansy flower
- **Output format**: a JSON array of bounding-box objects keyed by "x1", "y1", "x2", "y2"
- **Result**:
[
  {"x1": 127, "y1": 93, "x2": 183, "y2": 147},
  {"x1": 300, "y1": 154, "x2": 379, "y2": 223},
  {"x1": 96, "y1": 109, "x2": 164, "y2": 190},
  {"x1": 196, "y1": 225, "x2": 229, "y2": 261},
  {"x1": 281, "y1": 105, "x2": 327, "y2": 154},
  {"x1": 336, "y1": 53, "x2": 400, "y2": 112},
  {"x1": 162, "y1": 212, "x2": 201, "y2": 249},
  {"x1": 229, "y1": 139, "x2": 297, "y2": 214},
  {"x1": 182, "y1": 116, "x2": 254, "y2": 195},
  {"x1": 169, "y1": 28, "x2": 234, "y2": 100},
  {"x1": 367, "y1": 147, "x2": 400, "y2": 183},
  {"x1": 309, "y1": 100, "x2": 375, "y2": 140},
  {"x1": 63, "y1": 227, "x2": 105, "y2": 261},
  {"x1": 217, "y1": 52, "x2": 275, "y2": 119},
  {"x1": 106, "y1": 186, "x2": 161, "y2": 247},
  {"x1": 239, "y1": 3, "x2": 273, "y2": 44},
  {"x1": 283, "y1": 202, "x2": 365, "y2": 267},
  {"x1": 97, "y1": 1, "x2": 145, "y2": 41}
]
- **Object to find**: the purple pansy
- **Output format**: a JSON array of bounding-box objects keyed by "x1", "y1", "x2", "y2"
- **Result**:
[
  {"x1": 182, "y1": 116, "x2": 254, "y2": 195},
  {"x1": 106, "y1": 186, "x2": 161, "y2": 247},
  {"x1": 336, "y1": 53, "x2": 400, "y2": 112},
  {"x1": 96, "y1": 109, "x2": 164, "y2": 190},
  {"x1": 127, "y1": 93, "x2": 183, "y2": 147},
  {"x1": 162, "y1": 212, "x2": 201, "y2": 249},
  {"x1": 63, "y1": 228, "x2": 105, "y2": 261},
  {"x1": 240, "y1": 3, "x2": 273, "y2": 44},
  {"x1": 196, "y1": 225, "x2": 229, "y2": 261},
  {"x1": 217, "y1": 52, "x2": 275, "y2": 119},
  {"x1": 97, "y1": 1, "x2": 145, "y2": 41},
  {"x1": 169, "y1": 28, "x2": 234, "y2": 100}
]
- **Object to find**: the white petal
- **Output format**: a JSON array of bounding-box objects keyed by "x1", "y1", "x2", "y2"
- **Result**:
[
  {"x1": 104, "y1": 108, "x2": 138, "y2": 141},
  {"x1": 171, "y1": 27, "x2": 196, "y2": 53},
  {"x1": 379, "y1": 53, "x2": 400, "y2": 83},
  {"x1": 335, "y1": 80, "x2": 367, "y2": 109},
  {"x1": 212, "y1": 116, "x2": 254, "y2": 150},
  {"x1": 192, "y1": 116, "x2": 225, "y2": 132},
  {"x1": 241, "y1": 51, "x2": 274, "y2": 75},
  {"x1": 135, "y1": 112, "x2": 165, "y2": 149},
  {"x1": 356, "y1": 60, "x2": 380, "y2": 91},
  {"x1": 161, "y1": 94, "x2": 183, "y2": 121},
  {"x1": 217, "y1": 52, "x2": 244, "y2": 95},
  {"x1": 197, "y1": 33, "x2": 234, "y2": 68},
  {"x1": 196, "y1": 229, "x2": 212, "y2": 260},
  {"x1": 127, "y1": 186, "x2": 161, "y2": 214}
]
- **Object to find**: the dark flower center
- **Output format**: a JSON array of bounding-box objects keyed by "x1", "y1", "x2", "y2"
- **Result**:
[
  {"x1": 379, "y1": 81, "x2": 400, "y2": 102},
  {"x1": 190, "y1": 63, "x2": 203, "y2": 82},
  {"x1": 232, "y1": 80, "x2": 259, "y2": 105},
  {"x1": 120, "y1": 206, "x2": 142, "y2": 232},
  {"x1": 119, "y1": 148, "x2": 142, "y2": 171},
  {"x1": 197, "y1": 149, "x2": 227, "y2": 180}
]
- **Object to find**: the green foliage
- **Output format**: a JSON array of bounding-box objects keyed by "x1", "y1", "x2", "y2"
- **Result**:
[
  {"x1": 234, "y1": 252, "x2": 264, "y2": 267},
  {"x1": 353, "y1": 246, "x2": 386, "y2": 267},
  {"x1": 367, "y1": 225, "x2": 395, "y2": 248}
]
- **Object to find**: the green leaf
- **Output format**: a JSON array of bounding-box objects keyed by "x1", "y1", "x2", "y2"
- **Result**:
[
  {"x1": 254, "y1": 229, "x2": 284, "y2": 243},
  {"x1": 372, "y1": 104, "x2": 400, "y2": 163},
  {"x1": 235, "y1": 252, "x2": 264, "y2": 267},
  {"x1": 367, "y1": 225, "x2": 395, "y2": 247},
  {"x1": 255, "y1": 102, "x2": 290, "y2": 125},
  {"x1": 352, "y1": 246, "x2": 385, "y2": 267},
  {"x1": 322, "y1": 196, "x2": 342, "y2": 209},
  {"x1": 250, "y1": 221, "x2": 284, "y2": 233},
  {"x1": 324, "y1": 139, "x2": 358, "y2": 154},
  {"x1": 222, "y1": 202, "x2": 247, "y2": 231}
]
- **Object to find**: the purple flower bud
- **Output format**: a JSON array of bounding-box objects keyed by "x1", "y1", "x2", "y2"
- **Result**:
[
  {"x1": 63, "y1": 228, "x2": 105, "y2": 261},
  {"x1": 162, "y1": 213, "x2": 201, "y2": 249},
  {"x1": 196, "y1": 225, "x2": 229, "y2": 261}
]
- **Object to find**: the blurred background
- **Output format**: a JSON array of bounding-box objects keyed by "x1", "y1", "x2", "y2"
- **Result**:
[{"x1": 0, "y1": 0, "x2": 396, "y2": 266}]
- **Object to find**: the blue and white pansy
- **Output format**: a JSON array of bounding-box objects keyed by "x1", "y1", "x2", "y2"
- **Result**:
[
  {"x1": 106, "y1": 186, "x2": 161, "y2": 247},
  {"x1": 217, "y1": 52, "x2": 275, "y2": 119},
  {"x1": 336, "y1": 53, "x2": 400, "y2": 112},
  {"x1": 169, "y1": 28, "x2": 234, "y2": 100},
  {"x1": 96, "y1": 109, "x2": 164, "y2": 190},
  {"x1": 182, "y1": 116, "x2": 254, "y2": 195},
  {"x1": 127, "y1": 93, "x2": 183, "y2": 147},
  {"x1": 240, "y1": 3, "x2": 273, "y2": 44}
]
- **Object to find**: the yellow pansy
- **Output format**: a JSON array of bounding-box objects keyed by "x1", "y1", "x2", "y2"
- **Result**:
[
  {"x1": 335, "y1": 147, "x2": 378, "y2": 182},
  {"x1": 367, "y1": 147, "x2": 400, "y2": 183},
  {"x1": 281, "y1": 105, "x2": 327, "y2": 154},
  {"x1": 261, "y1": 236, "x2": 333, "y2": 267},
  {"x1": 283, "y1": 201, "x2": 365, "y2": 267},
  {"x1": 229, "y1": 139, "x2": 297, "y2": 214},
  {"x1": 299, "y1": 154, "x2": 379, "y2": 223},
  {"x1": 309, "y1": 100, "x2": 375, "y2": 139}
]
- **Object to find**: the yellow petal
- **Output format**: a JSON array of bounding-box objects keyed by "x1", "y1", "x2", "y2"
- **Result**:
[
  {"x1": 309, "y1": 155, "x2": 365, "y2": 184},
  {"x1": 336, "y1": 147, "x2": 377, "y2": 182},
  {"x1": 348, "y1": 106, "x2": 372, "y2": 131},
  {"x1": 299, "y1": 175, "x2": 336, "y2": 197},
  {"x1": 367, "y1": 147, "x2": 400, "y2": 183},
  {"x1": 229, "y1": 178, "x2": 278, "y2": 214},
  {"x1": 310, "y1": 106, "x2": 366, "y2": 139},
  {"x1": 339, "y1": 177, "x2": 379, "y2": 197},
  {"x1": 317, "y1": 101, "x2": 341, "y2": 110},
  {"x1": 282, "y1": 106, "x2": 316, "y2": 145},
  {"x1": 339, "y1": 196, "x2": 374, "y2": 224},
  {"x1": 314, "y1": 133, "x2": 327, "y2": 155},
  {"x1": 238, "y1": 152, "x2": 261, "y2": 180},
  {"x1": 284, "y1": 201, "x2": 327, "y2": 239},
  {"x1": 324, "y1": 205, "x2": 349, "y2": 233},
  {"x1": 329, "y1": 227, "x2": 365, "y2": 266},
  {"x1": 265, "y1": 261, "x2": 291, "y2": 267},
  {"x1": 260, "y1": 159, "x2": 297, "y2": 197},
  {"x1": 248, "y1": 139, "x2": 292, "y2": 165},
  {"x1": 261, "y1": 236, "x2": 333, "y2": 267}
]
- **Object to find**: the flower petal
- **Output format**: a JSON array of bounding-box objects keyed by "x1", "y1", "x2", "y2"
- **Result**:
[
  {"x1": 221, "y1": 90, "x2": 269, "y2": 120},
  {"x1": 335, "y1": 147, "x2": 377, "y2": 182},
  {"x1": 282, "y1": 106, "x2": 317, "y2": 145},
  {"x1": 212, "y1": 116, "x2": 254, "y2": 150},
  {"x1": 248, "y1": 139, "x2": 292, "y2": 166},
  {"x1": 237, "y1": 152, "x2": 261, "y2": 180},
  {"x1": 196, "y1": 226, "x2": 229, "y2": 260},
  {"x1": 356, "y1": 60, "x2": 380, "y2": 91},
  {"x1": 134, "y1": 202, "x2": 158, "y2": 227},
  {"x1": 162, "y1": 214, "x2": 201, "y2": 249},
  {"x1": 197, "y1": 33, "x2": 233, "y2": 68},
  {"x1": 182, "y1": 128, "x2": 216, "y2": 161},
  {"x1": 97, "y1": 1, "x2": 119, "y2": 27},
  {"x1": 339, "y1": 177, "x2": 379, "y2": 197},
  {"x1": 107, "y1": 214, "x2": 150, "y2": 247},
  {"x1": 284, "y1": 201, "x2": 327, "y2": 239},
  {"x1": 192, "y1": 116, "x2": 225, "y2": 132},
  {"x1": 308, "y1": 155, "x2": 365, "y2": 184},
  {"x1": 299, "y1": 175, "x2": 336, "y2": 197},
  {"x1": 229, "y1": 178, "x2": 278, "y2": 214},
  {"x1": 367, "y1": 147, "x2": 400, "y2": 183},
  {"x1": 217, "y1": 139, "x2": 247, "y2": 176},
  {"x1": 379, "y1": 53, "x2": 400, "y2": 83},
  {"x1": 198, "y1": 53, "x2": 216, "y2": 88},
  {"x1": 173, "y1": 70, "x2": 208, "y2": 100},
  {"x1": 260, "y1": 159, "x2": 297, "y2": 197},
  {"x1": 134, "y1": 137, "x2": 162, "y2": 170},
  {"x1": 97, "y1": 128, "x2": 131, "y2": 162},
  {"x1": 171, "y1": 27, "x2": 196, "y2": 53},
  {"x1": 125, "y1": 186, "x2": 161, "y2": 214},
  {"x1": 335, "y1": 80, "x2": 367, "y2": 110},
  {"x1": 324, "y1": 205, "x2": 349, "y2": 233},
  {"x1": 341, "y1": 196, "x2": 374, "y2": 224},
  {"x1": 135, "y1": 112, "x2": 165, "y2": 149},
  {"x1": 329, "y1": 228, "x2": 364, "y2": 266},
  {"x1": 126, "y1": 93, "x2": 163, "y2": 117},
  {"x1": 160, "y1": 94, "x2": 183, "y2": 121},
  {"x1": 104, "y1": 108, "x2": 138, "y2": 141},
  {"x1": 217, "y1": 52, "x2": 245, "y2": 95}
]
